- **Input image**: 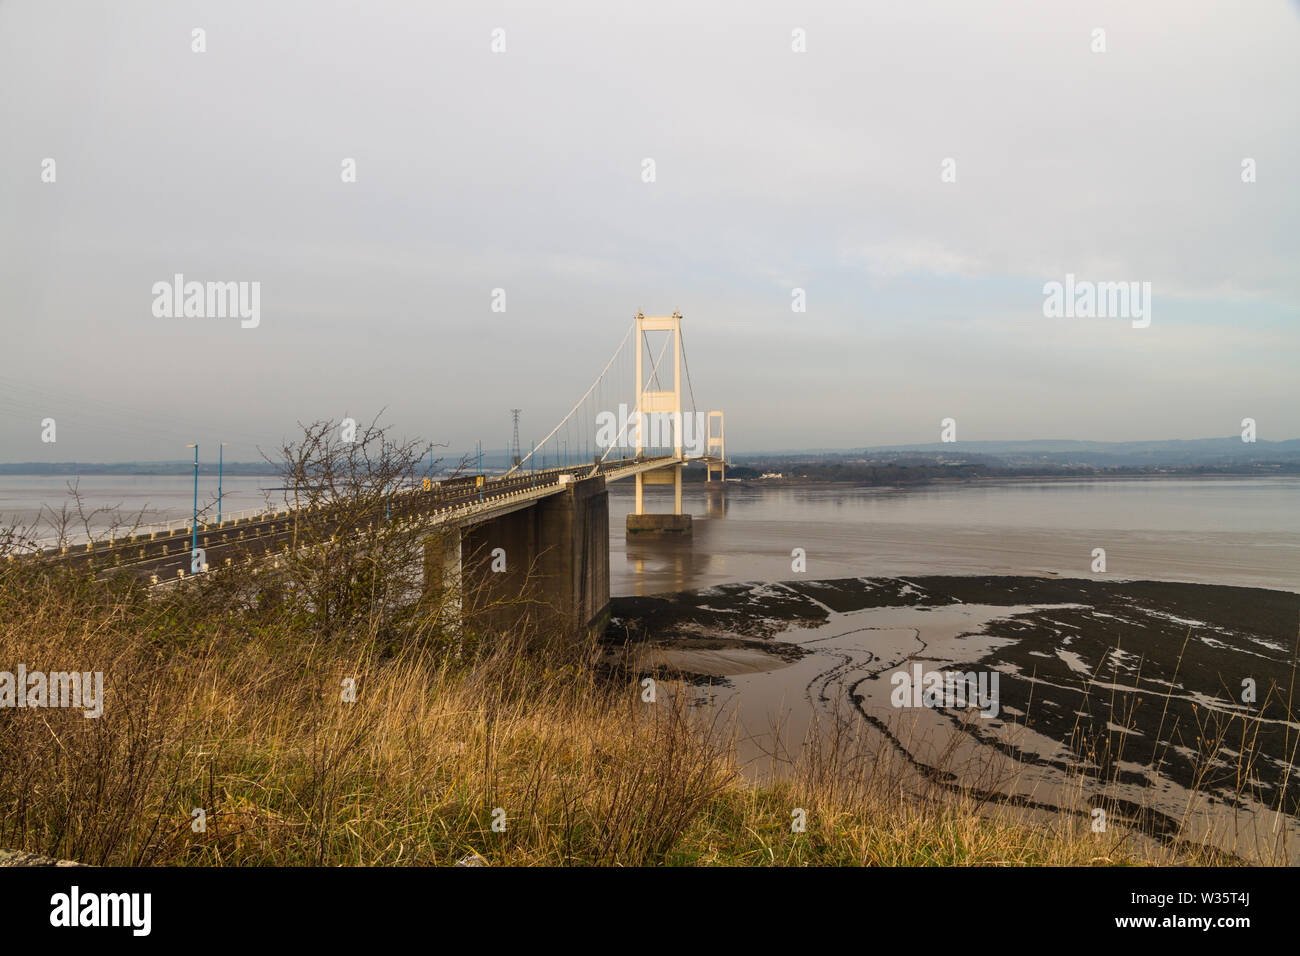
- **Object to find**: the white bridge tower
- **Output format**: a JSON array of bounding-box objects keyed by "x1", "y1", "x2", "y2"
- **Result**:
[{"x1": 628, "y1": 310, "x2": 692, "y2": 535}]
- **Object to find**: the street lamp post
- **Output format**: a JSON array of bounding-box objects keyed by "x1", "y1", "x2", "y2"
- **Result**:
[
  {"x1": 186, "y1": 443, "x2": 198, "y2": 560},
  {"x1": 217, "y1": 441, "x2": 229, "y2": 524},
  {"x1": 477, "y1": 440, "x2": 483, "y2": 503}
]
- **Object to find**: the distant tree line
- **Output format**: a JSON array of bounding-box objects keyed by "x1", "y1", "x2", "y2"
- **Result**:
[{"x1": 714, "y1": 457, "x2": 1300, "y2": 485}]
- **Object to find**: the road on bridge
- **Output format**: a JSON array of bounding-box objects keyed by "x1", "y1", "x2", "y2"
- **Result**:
[{"x1": 23, "y1": 455, "x2": 696, "y2": 585}]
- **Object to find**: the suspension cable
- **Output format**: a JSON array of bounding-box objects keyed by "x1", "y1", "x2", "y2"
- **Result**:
[
  {"x1": 681, "y1": 330, "x2": 699, "y2": 416},
  {"x1": 505, "y1": 318, "x2": 635, "y2": 477},
  {"x1": 591, "y1": 330, "x2": 673, "y2": 473}
]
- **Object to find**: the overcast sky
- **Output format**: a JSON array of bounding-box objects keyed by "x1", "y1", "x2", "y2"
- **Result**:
[{"x1": 2, "y1": 0, "x2": 1297, "y2": 462}]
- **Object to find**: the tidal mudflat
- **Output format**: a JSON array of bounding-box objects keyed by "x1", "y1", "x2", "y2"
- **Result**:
[{"x1": 606, "y1": 575, "x2": 1300, "y2": 863}]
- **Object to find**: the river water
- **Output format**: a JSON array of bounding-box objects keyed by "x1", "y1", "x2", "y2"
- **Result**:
[
  {"x1": 5, "y1": 475, "x2": 1295, "y2": 592},
  {"x1": 604, "y1": 477, "x2": 1300, "y2": 862},
  {"x1": 0, "y1": 475, "x2": 282, "y2": 542},
  {"x1": 611, "y1": 477, "x2": 1299, "y2": 595}
]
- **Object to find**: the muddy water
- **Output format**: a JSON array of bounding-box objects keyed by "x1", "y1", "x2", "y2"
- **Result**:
[
  {"x1": 610, "y1": 477, "x2": 1300, "y2": 595},
  {"x1": 611, "y1": 576, "x2": 1300, "y2": 864},
  {"x1": 610, "y1": 474, "x2": 1300, "y2": 860}
]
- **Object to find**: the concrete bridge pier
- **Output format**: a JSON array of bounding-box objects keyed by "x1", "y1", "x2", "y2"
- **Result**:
[
  {"x1": 423, "y1": 525, "x2": 462, "y2": 627},
  {"x1": 626, "y1": 464, "x2": 692, "y2": 536},
  {"x1": 534, "y1": 475, "x2": 610, "y2": 637},
  {"x1": 427, "y1": 476, "x2": 611, "y2": 639}
]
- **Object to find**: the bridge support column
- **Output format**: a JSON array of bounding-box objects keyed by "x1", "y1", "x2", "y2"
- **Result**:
[
  {"x1": 424, "y1": 525, "x2": 463, "y2": 626},
  {"x1": 456, "y1": 476, "x2": 610, "y2": 639},
  {"x1": 626, "y1": 463, "x2": 692, "y2": 536},
  {"x1": 632, "y1": 467, "x2": 681, "y2": 515},
  {"x1": 536, "y1": 475, "x2": 610, "y2": 637},
  {"x1": 626, "y1": 462, "x2": 691, "y2": 536},
  {"x1": 706, "y1": 410, "x2": 725, "y2": 482}
]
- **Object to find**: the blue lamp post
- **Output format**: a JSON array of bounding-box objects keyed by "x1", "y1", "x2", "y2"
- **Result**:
[
  {"x1": 217, "y1": 441, "x2": 228, "y2": 524},
  {"x1": 186, "y1": 443, "x2": 198, "y2": 558}
]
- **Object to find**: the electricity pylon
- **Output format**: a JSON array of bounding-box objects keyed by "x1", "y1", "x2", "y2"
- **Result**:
[{"x1": 510, "y1": 409, "x2": 522, "y2": 467}]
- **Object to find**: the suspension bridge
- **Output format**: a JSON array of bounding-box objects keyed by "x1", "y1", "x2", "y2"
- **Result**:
[
  {"x1": 504, "y1": 309, "x2": 725, "y2": 532},
  {"x1": 26, "y1": 311, "x2": 727, "y2": 637}
]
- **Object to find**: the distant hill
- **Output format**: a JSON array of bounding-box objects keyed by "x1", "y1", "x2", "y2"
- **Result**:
[{"x1": 5, "y1": 437, "x2": 1299, "y2": 474}]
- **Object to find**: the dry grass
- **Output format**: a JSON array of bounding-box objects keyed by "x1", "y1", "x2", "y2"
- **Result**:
[{"x1": 0, "y1": 558, "x2": 1215, "y2": 867}]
